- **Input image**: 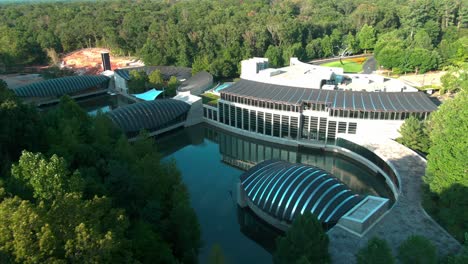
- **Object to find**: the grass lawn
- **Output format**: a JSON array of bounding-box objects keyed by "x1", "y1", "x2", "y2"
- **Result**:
[
  {"x1": 321, "y1": 57, "x2": 367, "y2": 73},
  {"x1": 201, "y1": 93, "x2": 219, "y2": 107}
]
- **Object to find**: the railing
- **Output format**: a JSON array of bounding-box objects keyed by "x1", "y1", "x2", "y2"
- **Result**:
[{"x1": 336, "y1": 138, "x2": 400, "y2": 190}]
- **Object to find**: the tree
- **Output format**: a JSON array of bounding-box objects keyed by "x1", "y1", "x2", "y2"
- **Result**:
[
  {"x1": 425, "y1": 90, "x2": 468, "y2": 194},
  {"x1": 11, "y1": 151, "x2": 83, "y2": 201},
  {"x1": 440, "y1": 63, "x2": 468, "y2": 94},
  {"x1": 396, "y1": 116, "x2": 430, "y2": 153},
  {"x1": 424, "y1": 90, "x2": 468, "y2": 241},
  {"x1": 274, "y1": 213, "x2": 330, "y2": 264},
  {"x1": 128, "y1": 70, "x2": 148, "y2": 94},
  {"x1": 148, "y1": 69, "x2": 164, "y2": 89},
  {"x1": 406, "y1": 48, "x2": 439, "y2": 74},
  {"x1": 265, "y1": 45, "x2": 284, "y2": 68},
  {"x1": 398, "y1": 235, "x2": 437, "y2": 264},
  {"x1": 357, "y1": 24, "x2": 376, "y2": 53},
  {"x1": 356, "y1": 237, "x2": 394, "y2": 264},
  {"x1": 166, "y1": 76, "x2": 180, "y2": 97}
]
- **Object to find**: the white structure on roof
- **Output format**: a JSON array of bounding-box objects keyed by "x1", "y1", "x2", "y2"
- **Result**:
[
  {"x1": 240, "y1": 57, "x2": 417, "y2": 92},
  {"x1": 174, "y1": 91, "x2": 203, "y2": 127}
]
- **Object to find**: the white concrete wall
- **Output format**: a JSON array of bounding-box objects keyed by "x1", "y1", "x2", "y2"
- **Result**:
[
  {"x1": 184, "y1": 97, "x2": 203, "y2": 127},
  {"x1": 114, "y1": 74, "x2": 128, "y2": 94}
]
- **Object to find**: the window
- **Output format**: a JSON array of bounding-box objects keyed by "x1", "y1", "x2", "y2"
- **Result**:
[
  {"x1": 302, "y1": 116, "x2": 310, "y2": 139},
  {"x1": 328, "y1": 121, "x2": 337, "y2": 139},
  {"x1": 203, "y1": 107, "x2": 207, "y2": 118},
  {"x1": 290, "y1": 117, "x2": 298, "y2": 139},
  {"x1": 310, "y1": 117, "x2": 318, "y2": 140},
  {"x1": 338, "y1": 122, "x2": 347, "y2": 133},
  {"x1": 229, "y1": 105, "x2": 235, "y2": 126},
  {"x1": 236, "y1": 107, "x2": 242, "y2": 129},
  {"x1": 250, "y1": 110, "x2": 256, "y2": 132},
  {"x1": 273, "y1": 114, "x2": 280, "y2": 137},
  {"x1": 319, "y1": 118, "x2": 327, "y2": 140},
  {"x1": 243, "y1": 109, "x2": 249, "y2": 130},
  {"x1": 282, "y1": 115, "x2": 289, "y2": 138},
  {"x1": 218, "y1": 103, "x2": 224, "y2": 123},
  {"x1": 265, "y1": 113, "x2": 272, "y2": 136},
  {"x1": 257, "y1": 112, "x2": 265, "y2": 134},
  {"x1": 348, "y1": 122, "x2": 357, "y2": 134}
]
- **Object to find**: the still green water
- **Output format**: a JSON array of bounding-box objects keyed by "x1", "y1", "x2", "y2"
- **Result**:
[{"x1": 157, "y1": 124, "x2": 392, "y2": 264}]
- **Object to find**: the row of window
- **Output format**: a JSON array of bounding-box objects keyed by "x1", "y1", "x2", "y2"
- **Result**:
[
  {"x1": 301, "y1": 116, "x2": 357, "y2": 141},
  {"x1": 220, "y1": 94, "x2": 301, "y2": 112},
  {"x1": 328, "y1": 109, "x2": 428, "y2": 120},
  {"x1": 203, "y1": 107, "x2": 218, "y2": 121},
  {"x1": 218, "y1": 103, "x2": 299, "y2": 139}
]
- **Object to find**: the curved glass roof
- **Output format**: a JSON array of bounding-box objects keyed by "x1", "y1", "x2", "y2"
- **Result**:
[
  {"x1": 107, "y1": 99, "x2": 190, "y2": 134},
  {"x1": 240, "y1": 160, "x2": 363, "y2": 225},
  {"x1": 14, "y1": 75, "x2": 109, "y2": 97}
]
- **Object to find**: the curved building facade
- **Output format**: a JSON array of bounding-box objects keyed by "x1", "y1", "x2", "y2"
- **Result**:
[
  {"x1": 203, "y1": 57, "x2": 438, "y2": 141},
  {"x1": 107, "y1": 99, "x2": 190, "y2": 135},
  {"x1": 240, "y1": 160, "x2": 363, "y2": 226},
  {"x1": 14, "y1": 75, "x2": 109, "y2": 97}
]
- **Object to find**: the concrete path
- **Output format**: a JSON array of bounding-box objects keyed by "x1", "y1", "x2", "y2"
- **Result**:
[{"x1": 328, "y1": 137, "x2": 461, "y2": 263}]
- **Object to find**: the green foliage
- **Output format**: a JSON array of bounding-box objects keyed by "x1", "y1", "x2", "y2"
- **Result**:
[
  {"x1": 356, "y1": 237, "x2": 395, "y2": 264},
  {"x1": 396, "y1": 116, "x2": 430, "y2": 153},
  {"x1": 424, "y1": 91, "x2": 468, "y2": 241},
  {"x1": 0, "y1": 0, "x2": 465, "y2": 75},
  {"x1": 11, "y1": 151, "x2": 83, "y2": 201},
  {"x1": 426, "y1": 91, "x2": 468, "y2": 194},
  {"x1": 209, "y1": 244, "x2": 226, "y2": 264},
  {"x1": 265, "y1": 45, "x2": 284, "y2": 68},
  {"x1": 398, "y1": 235, "x2": 437, "y2": 264},
  {"x1": 440, "y1": 63, "x2": 468, "y2": 94},
  {"x1": 0, "y1": 95, "x2": 201, "y2": 263},
  {"x1": 166, "y1": 76, "x2": 180, "y2": 97},
  {"x1": 201, "y1": 93, "x2": 220, "y2": 107},
  {"x1": 274, "y1": 213, "x2": 330, "y2": 264},
  {"x1": 128, "y1": 70, "x2": 148, "y2": 94},
  {"x1": 357, "y1": 24, "x2": 376, "y2": 53},
  {"x1": 148, "y1": 69, "x2": 164, "y2": 89}
]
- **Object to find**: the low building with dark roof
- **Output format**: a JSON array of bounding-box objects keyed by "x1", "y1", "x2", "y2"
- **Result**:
[
  {"x1": 114, "y1": 66, "x2": 192, "y2": 94},
  {"x1": 202, "y1": 57, "x2": 438, "y2": 141},
  {"x1": 177, "y1": 71, "x2": 213, "y2": 95}
]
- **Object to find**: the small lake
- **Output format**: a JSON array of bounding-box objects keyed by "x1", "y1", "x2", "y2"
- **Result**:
[{"x1": 157, "y1": 124, "x2": 393, "y2": 264}]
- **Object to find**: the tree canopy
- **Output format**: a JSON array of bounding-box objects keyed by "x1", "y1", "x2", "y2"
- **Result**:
[
  {"x1": 274, "y1": 212, "x2": 330, "y2": 264},
  {"x1": 0, "y1": 93, "x2": 201, "y2": 262},
  {"x1": 0, "y1": 0, "x2": 465, "y2": 76},
  {"x1": 356, "y1": 237, "x2": 395, "y2": 264}
]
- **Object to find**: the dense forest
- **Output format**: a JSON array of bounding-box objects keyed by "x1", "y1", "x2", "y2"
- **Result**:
[
  {"x1": 0, "y1": 80, "x2": 201, "y2": 263},
  {"x1": 0, "y1": 0, "x2": 466, "y2": 77}
]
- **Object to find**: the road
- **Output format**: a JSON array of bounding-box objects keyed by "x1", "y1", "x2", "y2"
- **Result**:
[{"x1": 362, "y1": 56, "x2": 376, "y2": 73}]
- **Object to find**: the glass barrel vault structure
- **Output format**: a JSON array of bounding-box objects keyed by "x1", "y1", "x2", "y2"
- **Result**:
[
  {"x1": 240, "y1": 160, "x2": 363, "y2": 226},
  {"x1": 107, "y1": 99, "x2": 190, "y2": 136}
]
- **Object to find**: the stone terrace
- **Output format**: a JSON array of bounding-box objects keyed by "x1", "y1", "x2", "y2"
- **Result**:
[{"x1": 328, "y1": 137, "x2": 462, "y2": 263}]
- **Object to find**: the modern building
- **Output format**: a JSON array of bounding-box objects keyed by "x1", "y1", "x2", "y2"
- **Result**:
[
  {"x1": 14, "y1": 75, "x2": 110, "y2": 105},
  {"x1": 203, "y1": 57, "x2": 438, "y2": 141},
  {"x1": 177, "y1": 71, "x2": 213, "y2": 96},
  {"x1": 237, "y1": 160, "x2": 389, "y2": 232}
]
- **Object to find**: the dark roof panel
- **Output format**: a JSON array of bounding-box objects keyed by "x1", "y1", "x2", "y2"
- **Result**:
[
  {"x1": 240, "y1": 160, "x2": 363, "y2": 225},
  {"x1": 222, "y1": 79, "x2": 437, "y2": 112}
]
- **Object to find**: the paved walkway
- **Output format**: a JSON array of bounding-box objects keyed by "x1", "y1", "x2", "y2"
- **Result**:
[
  {"x1": 362, "y1": 56, "x2": 376, "y2": 74},
  {"x1": 328, "y1": 137, "x2": 462, "y2": 263}
]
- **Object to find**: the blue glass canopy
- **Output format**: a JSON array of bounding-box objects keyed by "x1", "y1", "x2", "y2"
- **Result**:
[{"x1": 240, "y1": 160, "x2": 363, "y2": 225}]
